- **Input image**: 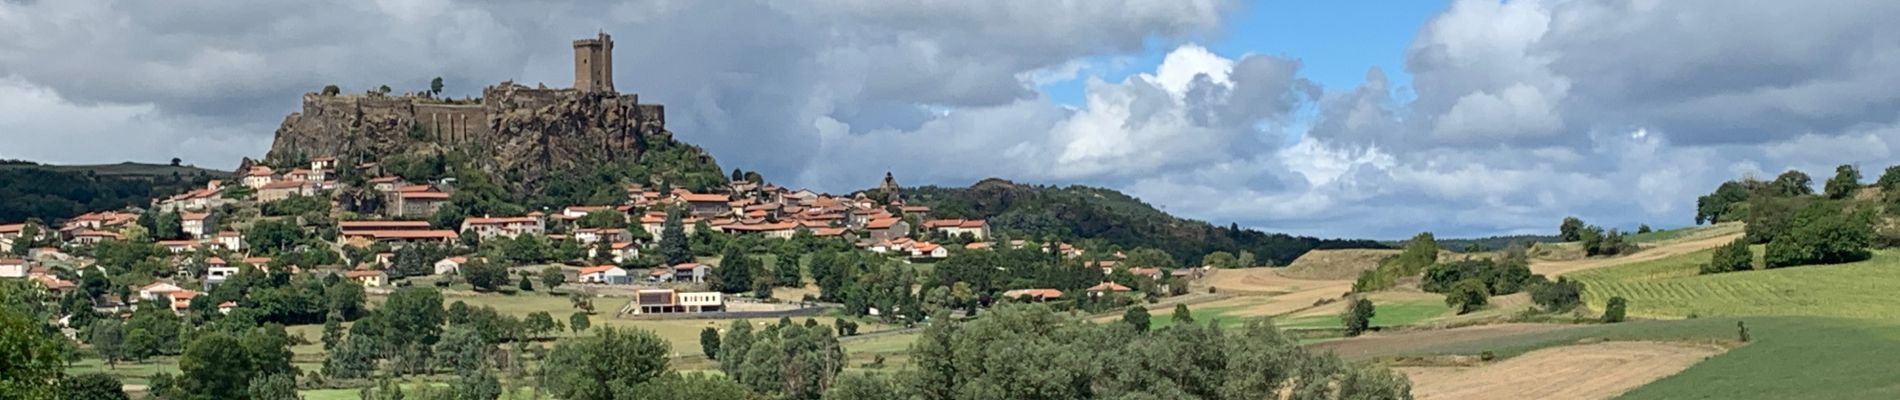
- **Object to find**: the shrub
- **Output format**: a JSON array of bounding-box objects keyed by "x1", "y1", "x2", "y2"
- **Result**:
[
  {"x1": 1340, "y1": 298, "x2": 1375, "y2": 337},
  {"x1": 1702, "y1": 238, "x2": 1754, "y2": 274},
  {"x1": 1529, "y1": 277, "x2": 1584, "y2": 312},
  {"x1": 1445, "y1": 279, "x2": 1490, "y2": 314},
  {"x1": 1602, "y1": 296, "x2": 1628, "y2": 323},
  {"x1": 1421, "y1": 258, "x2": 1536, "y2": 295}
]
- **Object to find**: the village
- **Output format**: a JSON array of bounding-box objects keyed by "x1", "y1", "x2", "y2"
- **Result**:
[{"x1": 0, "y1": 153, "x2": 1201, "y2": 326}]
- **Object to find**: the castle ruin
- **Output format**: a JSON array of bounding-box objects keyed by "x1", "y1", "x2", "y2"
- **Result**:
[
  {"x1": 265, "y1": 32, "x2": 695, "y2": 192},
  {"x1": 573, "y1": 32, "x2": 615, "y2": 93}
]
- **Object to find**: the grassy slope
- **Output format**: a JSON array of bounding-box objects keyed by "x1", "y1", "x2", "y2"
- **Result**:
[{"x1": 1571, "y1": 246, "x2": 1900, "y2": 320}]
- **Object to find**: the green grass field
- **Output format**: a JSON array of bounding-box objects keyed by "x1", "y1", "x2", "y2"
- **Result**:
[
  {"x1": 1570, "y1": 247, "x2": 1900, "y2": 320},
  {"x1": 1342, "y1": 316, "x2": 1900, "y2": 400}
]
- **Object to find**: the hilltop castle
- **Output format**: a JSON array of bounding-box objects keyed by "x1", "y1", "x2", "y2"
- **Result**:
[{"x1": 265, "y1": 32, "x2": 701, "y2": 192}]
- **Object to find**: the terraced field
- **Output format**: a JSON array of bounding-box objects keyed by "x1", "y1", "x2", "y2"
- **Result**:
[{"x1": 1570, "y1": 247, "x2": 1900, "y2": 320}]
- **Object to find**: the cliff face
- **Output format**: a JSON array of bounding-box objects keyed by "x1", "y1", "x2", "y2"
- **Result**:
[{"x1": 265, "y1": 82, "x2": 679, "y2": 191}]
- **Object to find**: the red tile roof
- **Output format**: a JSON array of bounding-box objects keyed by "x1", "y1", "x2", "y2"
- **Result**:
[
  {"x1": 866, "y1": 218, "x2": 901, "y2": 230},
  {"x1": 678, "y1": 193, "x2": 729, "y2": 203},
  {"x1": 1086, "y1": 282, "x2": 1132, "y2": 292},
  {"x1": 579, "y1": 265, "x2": 620, "y2": 275}
]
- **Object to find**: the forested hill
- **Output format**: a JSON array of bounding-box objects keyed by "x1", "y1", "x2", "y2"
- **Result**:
[
  {"x1": 901, "y1": 178, "x2": 1388, "y2": 266},
  {"x1": 0, "y1": 160, "x2": 224, "y2": 223}
]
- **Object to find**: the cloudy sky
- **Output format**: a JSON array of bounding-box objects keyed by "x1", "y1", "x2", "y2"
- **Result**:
[{"x1": 4, "y1": 0, "x2": 1899, "y2": 239}]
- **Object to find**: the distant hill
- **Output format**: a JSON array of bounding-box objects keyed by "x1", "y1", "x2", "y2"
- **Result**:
[
  {"x1": 0, "y1": 160, "x2": 223, "y2": 223},
  {"x1": 901, "y1": 178, "x2": 1389, "y2": 266}
]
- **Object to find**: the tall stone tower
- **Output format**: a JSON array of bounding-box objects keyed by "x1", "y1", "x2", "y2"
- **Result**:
[{"x1": 572, "y1": 32, "x2": 615, "y2": 92}]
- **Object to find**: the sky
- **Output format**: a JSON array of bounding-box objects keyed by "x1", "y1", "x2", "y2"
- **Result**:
[{"x1": 5, "y1": 0, "x2": 1900, "y2": 240}]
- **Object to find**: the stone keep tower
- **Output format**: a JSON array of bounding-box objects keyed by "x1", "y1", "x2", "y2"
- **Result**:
[{"x1": 573, "y1": 32, "x2": 615, "y2": 92}]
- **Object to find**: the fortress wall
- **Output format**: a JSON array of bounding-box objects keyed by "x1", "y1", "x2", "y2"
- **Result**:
[{"x1": 414, "y1": 103, "x2": 491, "y2": 145}]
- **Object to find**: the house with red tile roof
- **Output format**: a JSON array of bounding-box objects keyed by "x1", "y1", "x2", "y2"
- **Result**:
[
  {"x1": 1002, "y1": 288, "x2": 1064, "y2": 301},
  {"x1": 578, "y1": 265, "x2": 630, "y2": 285},
  {"x1": 1085, "y1": 282, "x2": 1133, "y2": 296},
  {"x1": 180, "y1": 212, "x2": 216, "y2": 238},
  {"x1": 345, "y1": 269, "x2": 388, "y2": 287},
  {"x1": 459, "y1": 215, "x2": 545, "y2": 240}
]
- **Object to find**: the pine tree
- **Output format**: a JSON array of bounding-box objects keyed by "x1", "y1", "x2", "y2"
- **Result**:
[{"x1": 657, "y1": 208, "x2": 692, "y2": 265}]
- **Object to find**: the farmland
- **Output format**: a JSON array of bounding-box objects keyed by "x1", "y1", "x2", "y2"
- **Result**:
[
  {"x1": 1319, "y1": 316, "x2": 1900, "y2": 400},
  {"x1": 1570, "y1": 247, "x2": 1900, "y2": 320}
]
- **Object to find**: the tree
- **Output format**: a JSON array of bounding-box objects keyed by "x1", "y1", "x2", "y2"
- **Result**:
[
  {"x1": 382, "y1": 288, "x2": 446, "y2": 351},
  {"x1": 1122, "y1": 307, "x2": 1151, "y2": 333},
  {"x1": 517, "y1": 273, "x2": 535, "y2": 292},
  {"x1": 1341, "y1": 298, "x2": 1375, "y2": 337},
  {"x1": 1445, "y1": 279, "x2": 1490, "y2": 314},
  {"x1": 321, "y1": 84, "x2": 341, "y2": 96},
  {"x1": 542, "y1": 327, "x2": 671, "y2": 400},
  {"x1": 1824, "y1": 164, "x2": 1861, "y2": 199},
  {"x1": 1602, "y1": 296, "x2": 1628, "y2": 323},
  {"x1": 1636, "y1": 224, "x2": 1653, "y2": 234},
  {"x1": 461, "y1": 259, "x2": 510, "y2": 292},
  {"x1": 59, "y1": 373, "x2": 129, "y2": 400},
  {"x1": 0, "y1": 308, "x2": 62, "y2": 399},
  {"x1": 717, "y1": 320, "x2": 753, "y2": 374},
  {"x1": 1173, "y1": 304, "x2": 1193, "y2": 324},
  {"x1": 775, "y1": 254, "x2": 802, "y2": 288},
  {"x1": 700, "y1": 327, "x2": 722, "y2": 359},
  {"x1": 1772, "y1": 169, "x2": 1814, "y2": 197},
  {"x1": 245, "y1": 374, "x2": 298, "y2": 400},
  {"x1": 323, "y1": 335, "x2": 378, "y2": 379},
  {"x1": 657, "y1": 208, "x2": 693, "y2": 265},
  {"x1": 89, "y1": 319, "x2": 125, "y2": 368},
  {"x1": 178, "y1": 332, "x2": 255, "y2": 399},
  {"x1": 429, "y1": 77, "x2": 445, "y2": 95},
  {"x1": 433, "y1": 326, "x2": 488, "y2": 372},
  {"x1": 1697, "y1": 180, "x2": 1754, "y2": 224},
  {"x1": 1202, "y1": 251, "x2": 1237, "y2": 268},
  {"x1": 1559, "y1": 217, "x2": 1586, "y2": 241},
  {"x1": 713, "y1": 244, "x2": 754, "y2": 294},
  {"x1": 122, "y1": 329, "x2": 157, "y2": 362},
  {"x1": 540, "y1": 267, "x2": 566, "y2": 290},
  {"x1": 730, "y1": 320, "x2": 843, "y2": 400},
  {"x1": 1529, "y1": 277, "x2": 1584, "y2": 312},
  {"x1": 1703, "y1": 238, "x2": 1755, "y2": 274},
  {"x1": 1764, "y1": 202, "x2": 1874, "y2": 268},
  {"x1": 524, "y1": 311, "x2": 557, "y2": 338},
  {"x1": 568, "y1": 311, "x2": 591, "y2": 334}
]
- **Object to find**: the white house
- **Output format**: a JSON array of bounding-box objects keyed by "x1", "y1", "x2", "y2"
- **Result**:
[
  {"x1": 434, "y1": 256, "x2": 467, "y2": 275},
  {"x1": 578, "y1": 265, "x2": 631, "y2": 285},
  {"x1": 180, "y1": 212, "x2": 216, "y2": 238},
  {"x1": 588, "y1": 242, "x2": 639, "y2": 264},
  {"x1": 241, "y1": 166, "x2": 275, "y2": 189},
  {"x1": 0, "y1": 258, "x2": 28, "y2": 278},
  {"x1": 214, "y1": 231, "x2": 243, "y2": 252},
  {"x1": 138, "y1": 282, "x2": 187, "y2": 302},
  {"x1": 459, "y1": 216, "x2": 545, "y2": 240}
]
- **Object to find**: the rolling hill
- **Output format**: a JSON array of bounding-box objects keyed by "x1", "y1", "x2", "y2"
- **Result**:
[{"x1": 901, "y1": 178, "x2": 1388, "y2": 265}]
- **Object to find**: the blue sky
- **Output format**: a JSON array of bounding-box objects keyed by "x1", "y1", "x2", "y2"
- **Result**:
[{"x1": 1043, "y1": 0, "x2": 1447, "y2": 107}]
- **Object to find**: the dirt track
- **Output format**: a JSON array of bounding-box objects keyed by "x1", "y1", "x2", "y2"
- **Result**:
[
  {"x1": 1398, "y1": 341, "x2": 1725, "y2": 400},
  {"x1": 1531, "y1": 232, "x2": 1741, "y2": 277}
]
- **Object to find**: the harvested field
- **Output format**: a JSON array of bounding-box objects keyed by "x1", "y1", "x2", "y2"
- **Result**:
[
  {"x1": 1400, "y1": 341, "x2": 1726, "y2": 400},
  {"x1": 1279, "y1": 249, "x2": 1400, "y2": 280}
]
